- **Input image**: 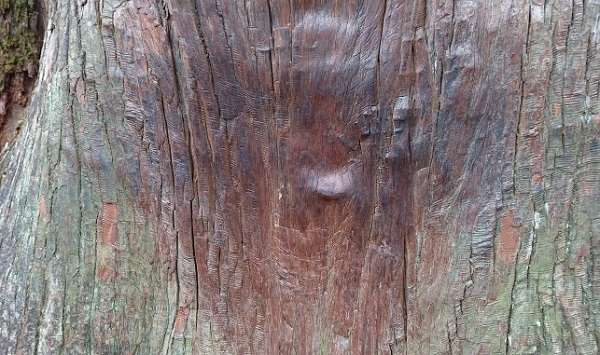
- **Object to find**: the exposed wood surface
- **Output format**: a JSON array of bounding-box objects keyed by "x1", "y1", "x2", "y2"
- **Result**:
[{"x1": 1, "y1": 0, "x2": 600, "y2": 353}]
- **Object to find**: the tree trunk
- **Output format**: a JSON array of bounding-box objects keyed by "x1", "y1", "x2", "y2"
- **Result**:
[{"x1": 1, "y1": 0, "x2": 600, "y2": 353}]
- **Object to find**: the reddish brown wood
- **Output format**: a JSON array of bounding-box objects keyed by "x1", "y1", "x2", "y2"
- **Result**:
[{"x1": 1, "y1": 0, "x2": 600, "y2": 354}]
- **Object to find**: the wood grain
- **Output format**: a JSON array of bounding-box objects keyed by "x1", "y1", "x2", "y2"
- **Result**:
[{"x1": 1, "y1": 0, "x2": 600, "y2": 353}]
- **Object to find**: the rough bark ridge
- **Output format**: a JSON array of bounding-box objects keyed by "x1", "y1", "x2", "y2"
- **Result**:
[{"x1": 1, "y1": 0, "x2": 600, "y2": 353}]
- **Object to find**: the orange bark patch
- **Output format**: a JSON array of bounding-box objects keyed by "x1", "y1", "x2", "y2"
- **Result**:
[
  {"x1": 579, "y1": 245, "x2": 588, "y2": 267},
  {"x1": 173, "y1": 307, "x2": 190, "y2": 335},
  {"x1": 531, "y1": 172, "x2": 544, "y2": 186},
  {"x1": 497, "y1": 210, "x2": 520, "y2": 263},
  {"x1": 551, "y1": 102, "x2": 562, "y2": 116},
  {"x1": 97, "y1": 264, "x2": 118, "y2": 282},
  {"x1": 98, "y1": 202, "x2": 118, "y2": 245},
  {"x1": 39, "y1": 195, "x2": 48, "y2": 218}
]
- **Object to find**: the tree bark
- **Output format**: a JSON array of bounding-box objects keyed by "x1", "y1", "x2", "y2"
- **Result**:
[{"x1": 1, "y1": 0, "x2": 600, "y2": 353}]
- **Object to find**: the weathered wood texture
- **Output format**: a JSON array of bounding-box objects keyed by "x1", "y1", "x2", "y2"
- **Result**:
[
  {"x1": 0, "y1": 0, "x2": 39, "y2": 147},
  {"x1": 1, "y1": 0, "x2": 600, "y2": 353}
]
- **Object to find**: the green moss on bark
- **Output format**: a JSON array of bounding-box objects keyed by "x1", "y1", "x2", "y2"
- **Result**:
[{"x1": 0, "y1": 0, "x2": 39, "y2": 91}]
